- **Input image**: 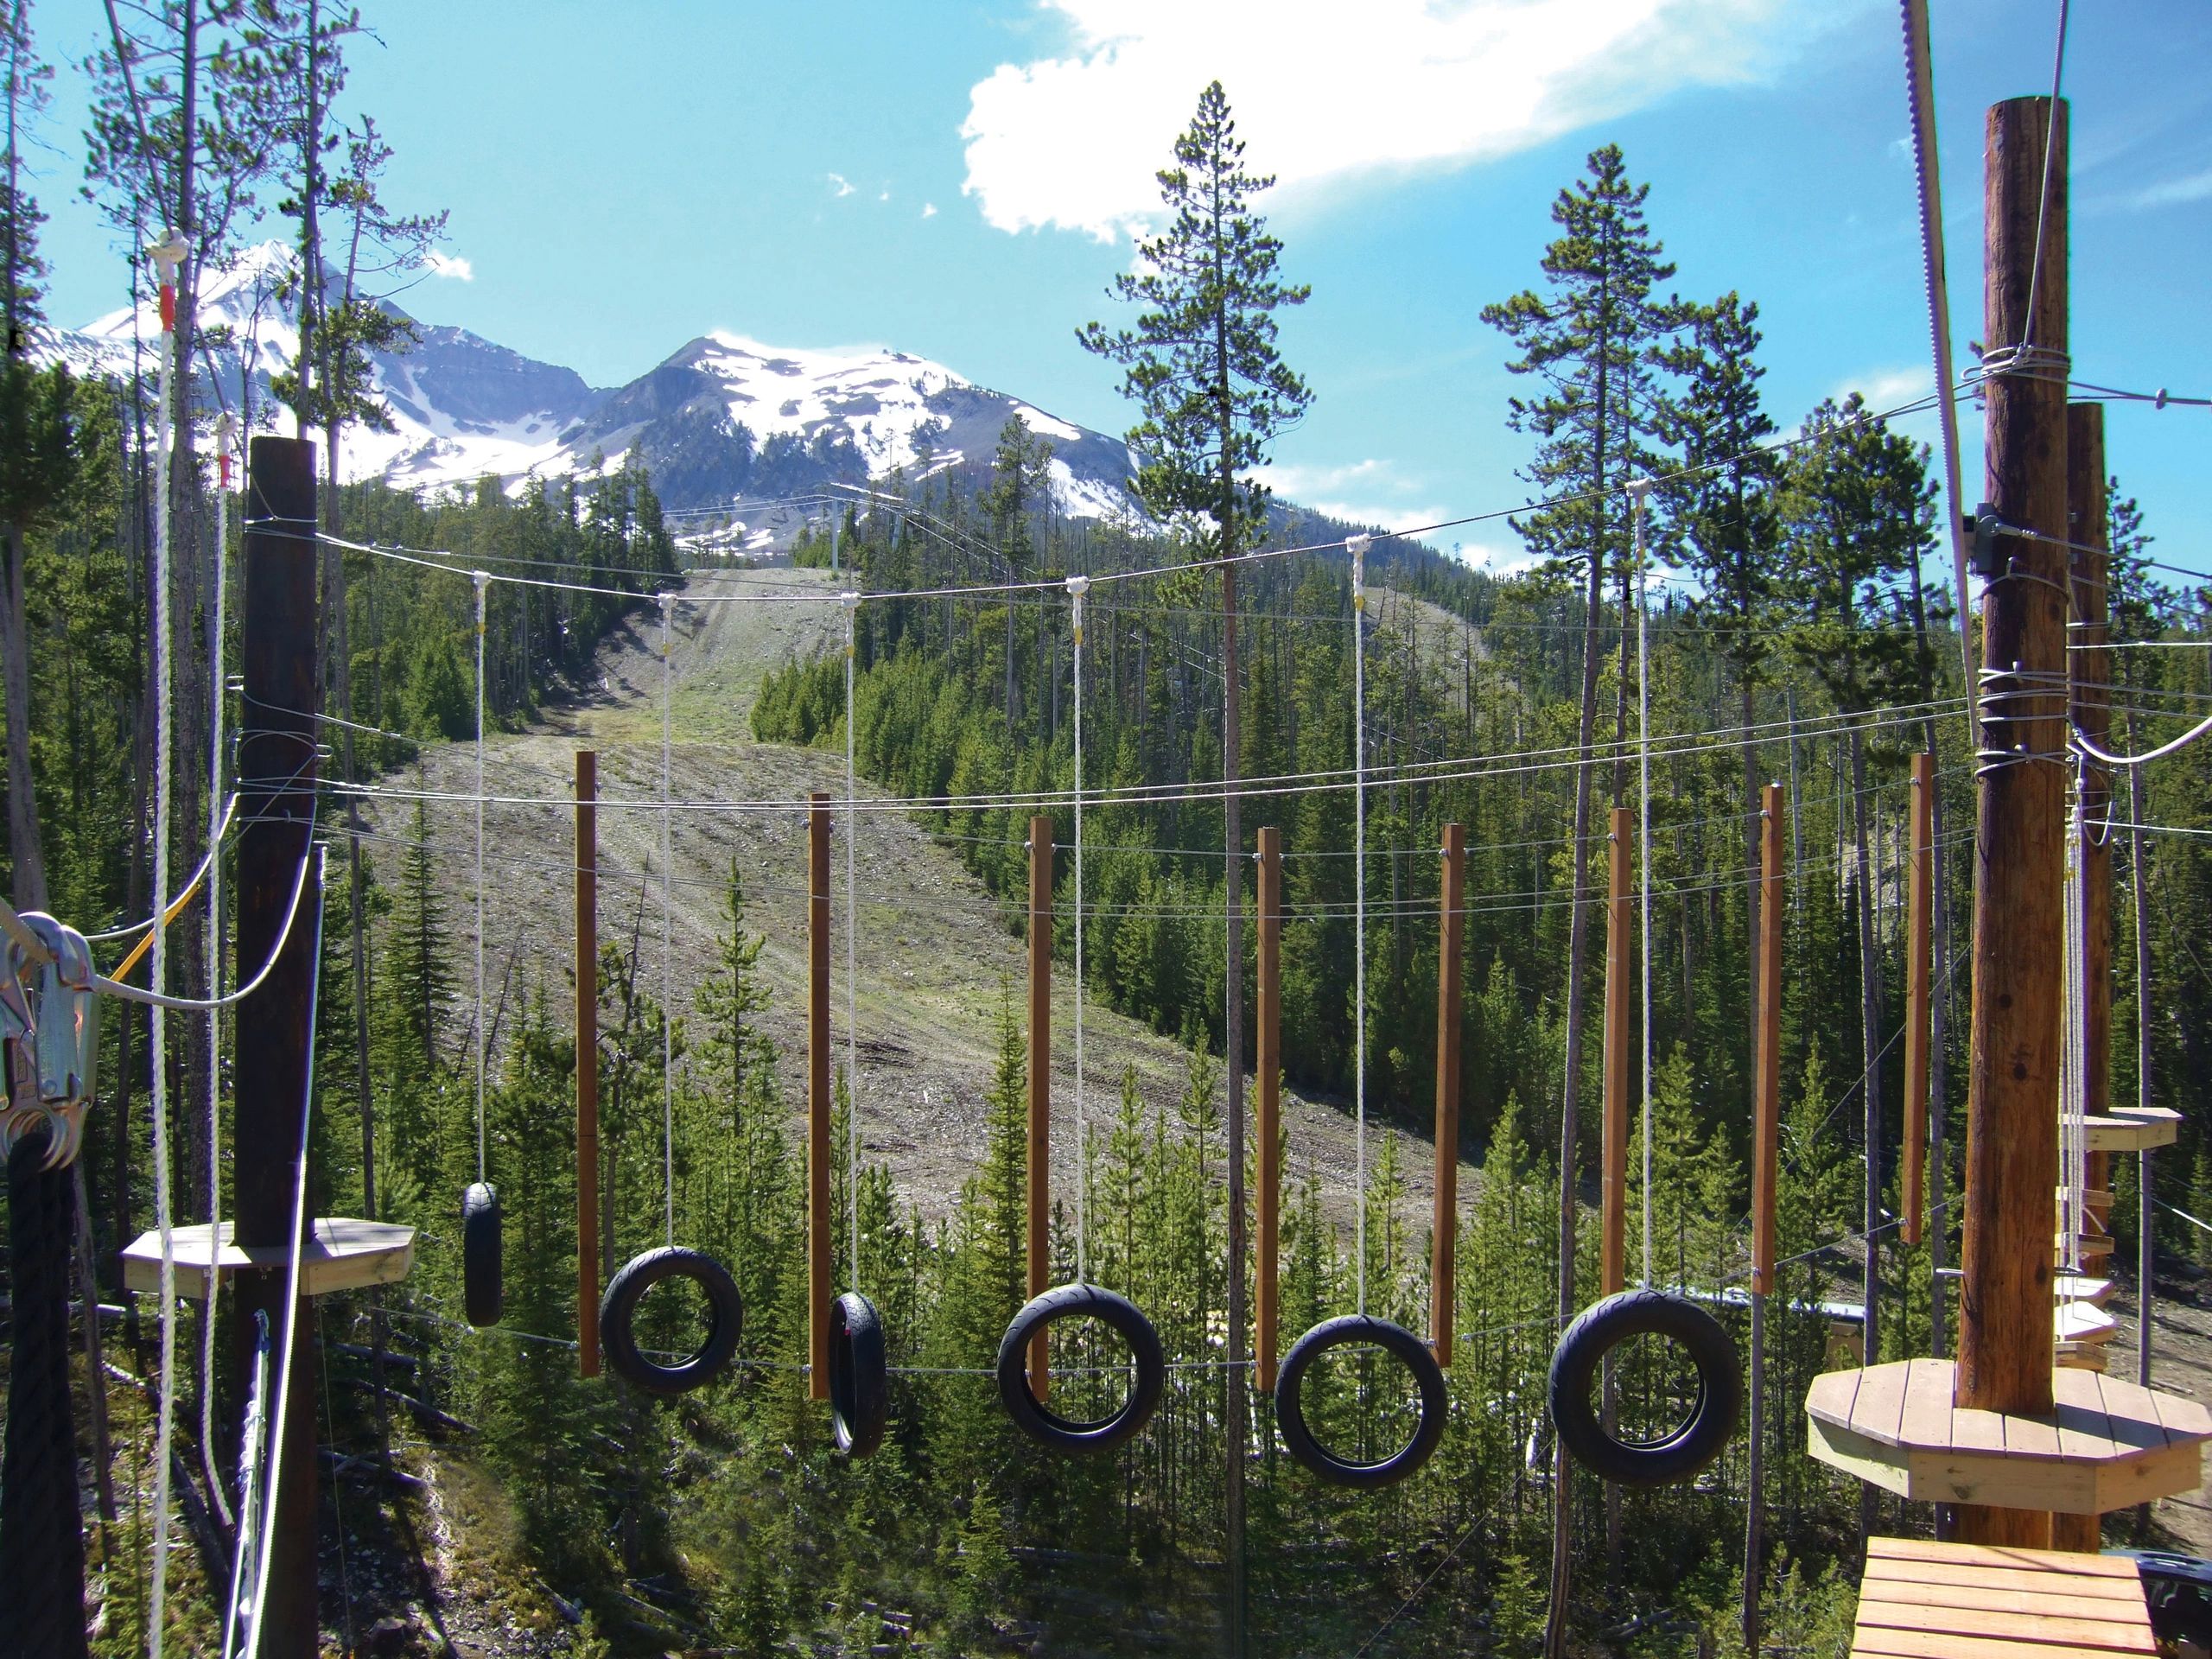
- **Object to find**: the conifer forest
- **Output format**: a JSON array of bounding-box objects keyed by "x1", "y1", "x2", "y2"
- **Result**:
[{"x1": 4, "y1": 3, "x2": 2212, "y2": 1658}]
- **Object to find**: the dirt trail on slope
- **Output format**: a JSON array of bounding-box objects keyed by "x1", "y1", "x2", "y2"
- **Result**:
[{"x1": 361, "y1": 566, "x2": 1452, "y2": 1227}]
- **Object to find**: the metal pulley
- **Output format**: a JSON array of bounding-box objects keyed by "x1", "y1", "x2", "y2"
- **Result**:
[{"x1": 2, "y1": 912, "x2": 99, "y2": 1169}]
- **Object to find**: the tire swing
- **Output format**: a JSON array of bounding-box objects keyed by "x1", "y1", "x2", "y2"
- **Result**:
[
  {"x1": 600, "y1": 594, "x2": 742, "y2": 1397},
  {"x1": 462, "y1": 572, "x2": 501, "y2": 1328},
  {"x1": 995, "y1": 576, "x2": 1164, "y2": 1456},
  {"x1": 1545, "y1": 493, "x2": 1738, "y2": 1490},
  {"x1": 1273, "y1": 537, "x2": 1446, "y2": 1490},
  {"x1": 826, "y1": 589, "x2": 887, "y2": 1459}
]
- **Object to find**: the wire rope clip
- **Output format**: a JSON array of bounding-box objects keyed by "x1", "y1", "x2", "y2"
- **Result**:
[{"x1": 1, "y1": 912, "x2": 98, "y2": 1169}]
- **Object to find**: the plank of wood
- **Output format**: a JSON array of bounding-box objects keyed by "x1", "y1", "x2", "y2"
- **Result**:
[
  {"x1": 2091, "y1": 1374, "x2": 2171, "y2": 1454},
  {"x1": 1862, "y1": 1559, "x2": 2146, "y2": 1604},
  {"x1": 2145, "y1": 1381, "x2": 2212, "y2": 1441},
  {"x1": 2005, "y1": 1407, "x2": 2066, "y2": 1460},
  {"x1": 1808, "y1": 1365, "x2": 1864, "y2": 1427},
  {"x1": 1851, "y1": 1626, "x2": 2155, "y2": 1659},
  {"x1": 1866, "y1": 1537, "x2": 2140, "y2": 1577},
  {"x1": 2053, "y1": 1382, "x2": 2119, "y2": 1460},
  {"x1": 1900, "y1": 1357, "x2": 1954, "y2": 1449},
  {"x1": 1808, "y1": 1415, "x2": 1915, "y2": 1498},
  {"x1": 1860, "y1": 1576, "x2": 2152, "y2": 1621},
  {"x1": 1854, "y1": 1360, "x2": 1913, "y2": 1443},
  {"x1": 1856, "y1": 1599, "x2": 2153, "y2": 1647},
  {"x1": 1948, "y1": 1403, "x2": 2009, "y2": 1454}
]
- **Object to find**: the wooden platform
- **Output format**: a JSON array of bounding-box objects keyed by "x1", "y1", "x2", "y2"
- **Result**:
[
  {"x1": 2083, "y1": 1109, "x2": 2180, "y2": 1154},
  {"x1": 1806, "y1": 1357, "x2": 2212, "y2": 1512},
  {"x1": 122, "y1": 1219, "x2": 416, "y2": 1300},
  {"x1": 1852, "y1": 1535, "x2": 2156, "y2": 1657}
]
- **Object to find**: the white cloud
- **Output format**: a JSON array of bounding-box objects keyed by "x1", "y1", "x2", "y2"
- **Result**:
[
  {"x1": 1833, "y1": 365, "x2": 1931, "y2": 412},
  {"x1": 828, "y1": 172, "x2": 855, "y2": 198},
  {"x1": 1258, "y1": 457, "x2": 1446, "y2": 539},
  {"x1": 960, "y1": 0, "x2": 1838, "y2": 240},
  {"x1": 424, "y1": 251, "x2": 473, "y2": 282},
  {"x1": 2129, "y1": 168, "x2": 2212, "y2": 211},
  {"x1": 922, "y1": 201, "x2": 938, "y2": 219},
  {"x1": 879, "y1": 188, "x2": 892, "y2": 202}
]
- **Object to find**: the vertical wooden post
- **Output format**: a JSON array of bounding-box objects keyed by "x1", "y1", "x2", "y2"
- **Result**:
[
  {"x1": 1601, "y1": 805, "x2": 1632, "y2": 1295},
  {"x1": 1432, "y1": 823, "x2": 1465, "y2": 1364},
  {"x1": 809, "y1": 794, "x2": 832, "y2": 1401},
  {"x1": 1027, "y1": 816, "x2": 1052, "y2": 1395},
  {"x1": 575, "y1": 751, "x2": 600, "y2": 1377},
  {"x1": 1904, "y1": 753, "x2": 1934, "y2": 1247},
  {"x1": 1752, "y1": 785, "x2": 1785, "y2": 1299},
  {"x1": 232, "y1": 435, "x2": 321, "y2": 1659},
  {"x1": 1746, "y1": 781, "x2": 1784, "y2": 1654},
  {"x1": 2050, "y1": 404, "x2": 2111, "y2": 1554},
  {"x1": 1955, "y1": 93, "x2": 2068, "y2": 1548},
  {"x1": 1255, "y1": 826, "x2": 1282, "y2": 1392}
]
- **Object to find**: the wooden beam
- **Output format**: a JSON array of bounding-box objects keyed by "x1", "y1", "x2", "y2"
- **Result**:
[
  {"x1": 1955, "y1": 93, "x2": 2069, "y2": 1548},
  {"x1": 809, "y1": 794, "x2": 832, "y2": 1401},
  {"x1": 1904, "y1": 753, "x2": 1934, "y2": 1247},
  {"x1": 1602, "y1": 804, "x2": 1631, "y2": 1296},
  {"x1": 1028, "y1": 816, "x2": 1052, "y2": 1396},
  {"x1": 1433, "y1": 823, "x2": 1464, "y2": 1364},
  {"x1": 1755, "y1": 785, "x2": 1785, "y2": 1295},
  {"x1": 575, "y1": 750, "x2": 600, "y2": 1378},
  {"x1": 233, "y1": 435, "x2": 322, "y2": 1657},
  {"x1": 1255, "y1": 825, "x2": 1282, "y2": 1392}
]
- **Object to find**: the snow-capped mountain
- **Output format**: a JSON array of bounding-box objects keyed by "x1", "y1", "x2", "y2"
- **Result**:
[{"x1": 45, "y1": 241, "x2": 1137, "y2": 523}]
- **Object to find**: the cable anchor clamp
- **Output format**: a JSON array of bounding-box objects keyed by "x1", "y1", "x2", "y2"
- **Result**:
[{"x1": 2, "y1": 912, "x2": 98, "y2": 1169}]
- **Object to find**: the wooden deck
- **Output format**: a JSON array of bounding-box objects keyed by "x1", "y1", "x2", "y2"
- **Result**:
[
  {"x1": 1852, "y1": 1535, "x2": 2156, "y2": 1657},
  {"x1": 122, "y1": 1218, "x2": 416, "y2": 1300},
  {"x1": 1806, "y1": 1357, "x2": 2212, "y2": 1512}
]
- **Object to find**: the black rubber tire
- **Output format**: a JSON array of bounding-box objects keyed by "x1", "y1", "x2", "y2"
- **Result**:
[
  {"x1": 461, "y1": 1182, "x2": 502, "y2": 1328},
  {"x1": 598, "y1": 1246, "x2": 743, "y2": 1396},
  {"x1": 995, "y1": 1283, "x2": 1165, "y2": 1454},
  {"x1": 830, "y1": 1291, "x2": 889, "y2": 1458},
  {"x1": 1548, "y1": 1287, "x2": 1742, "y2": 1489},
  {"x1": 1274, "y1": 1313, "x2": 1449, "y2": 1490}
]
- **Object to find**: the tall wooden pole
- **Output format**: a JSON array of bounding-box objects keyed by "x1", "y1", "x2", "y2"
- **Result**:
[
  {"x1": 1746, "y1": 782, "x2": 1784, "y2": 1656},
  {"x1": 232, "y1": 435, "x2": 320, "y2": 1659},
  {"x1": 1601, "y1": 805, "x2": 1631, "y2": 1296},
  {"x1": 1255, "y1": 825, "x2": 1282, "y2": 1392},
  {"x1": 575, "y1": 750, "x2": 600, "y2": 1377},
  {"x1": 809, "y1": 794, "x2": 832, "y2": 1401},
  {"x1": 1955, "y1": 93, "x2": 2068, "y2": 1549},
  {"x1": 1432, "y1": 823, "x2": 1465, "y2": 1365},
  {"x1": 1904, "y1": 753, "x2": 1934, "y2": 1248},
  {"x1": 2050, "y1": 404, "x2": 2110, "y2": 1554},
  {"x1": 1027, "y1": 816, "x2": 1052, "y2": 1395}
]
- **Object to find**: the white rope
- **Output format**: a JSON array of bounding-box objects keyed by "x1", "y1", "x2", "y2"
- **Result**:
[
  {"x1": 2059, "y1": 788, "x2": 2089, "y2": 1282},
  {"x1": 2072, "y1": 711, "x2": 2212, "y2": 769},
  {"x1": 842, "y1": 590, "x2": 860, "y2": 1286},
  {"x1": 659, "y1": 592, "x2": 675, "y2": 1249},
  {"x1": 1350, "y1": 534, "x2": 1370, "y2": 1315},
  {"x1": 1632, "y1": 480, "x2": 1655, "y2": 1290},
  {"x1": 219, "y1": 1310, "x2": 272, "y2": 1659},
  {"x1": 240, "y1": 850, "x2": 328, "y2": 1659},
  {"x1": 1068, "y1": 575, "x2": 1090, "y2": 1283},
  {"x1": 202, "y1": 410, "x2": 236, "y2": 1530},
  {"x1": 473, "y1": 574, "x2": 488, "y2": 1188},
  {"x1": 147, "y1": 232, "x2": 185, "y2": 1659}
]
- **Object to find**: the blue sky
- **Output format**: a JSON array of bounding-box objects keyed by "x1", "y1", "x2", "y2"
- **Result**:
[{"x1": 29, "y1": 0, "x2": 2212, "y2": 566}]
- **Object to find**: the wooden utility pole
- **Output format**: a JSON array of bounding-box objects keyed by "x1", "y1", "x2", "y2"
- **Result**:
[
  {"x1": 1432, "y1": 823, "x2": 1464, "y2": 1365},
  {"x1": 1746, "y1": 783, "x2": 1784, "y2": 1656},
  {"x1": 232, "y1": 435, "x2": 321, "y2": 1659},
  {"x1": 2051, "y1": 404, "x2": 2109, "y2": 1555},
  {"x1": 1222, "y1": 560, "x2": 1249, "y2": 1659},
  {"x1": 1027, "y1": 817, "x2": 1052, "y2": 1395},
  {"x1": 1601, "y1": 805, "x2": 1632, "y2": 1295},
  {"x1": 575, "y1": 751, "x2": 601, "y2": 1378},
  {"x1": 809, "y1": 794, "x2": 832, "y2": 1401},
  {"x1": 1904, "y1": 753, "x2": 1934, "y2": 1248},
  {"x1": 1955, "y1": 93, "x2": 2068, "y2": 1548},
  {"x1": 1255, "y1": 825, "x2": 1282, "y2": 1392}
]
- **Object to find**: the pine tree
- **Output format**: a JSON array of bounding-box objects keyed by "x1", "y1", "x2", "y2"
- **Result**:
[{"x1": 983, "y1": 412, "x2": 1052, "y2": 732}]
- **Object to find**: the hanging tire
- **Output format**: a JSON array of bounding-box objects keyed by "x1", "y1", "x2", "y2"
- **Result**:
[
  {"x1": 461, "y1": 1181, "x2": 502, "y2": 1328},
  {"x1": 1274, "y1": 1313, "x2": 1448, "y2": 1490},
  {"x1": 995, "y1": 1283, "x2": 1165, "y2": 1454},
  {"x1": 1548, "y1": 1287, "x2": 1741, "y2": 1488},
  {"x1": 830, "y1": 1290, "x2": 889, "y2": 1458},
  {"x1": 599, "y1": 1246, "x2": 743, "y2": 1396}
]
